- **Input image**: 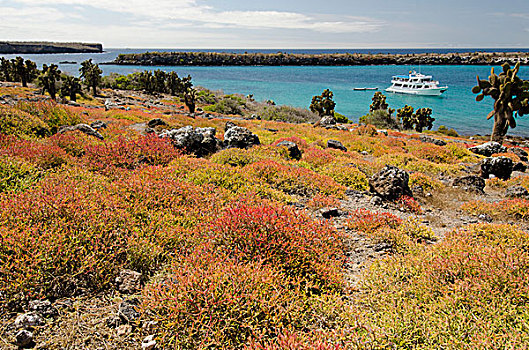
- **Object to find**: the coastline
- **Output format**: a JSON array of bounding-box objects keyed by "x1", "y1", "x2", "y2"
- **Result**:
[
  {"x1": 0, "y1": 41, "x2": 103, "y2": 54},
  {"x1": 109, "y1": 51, "x2": 529, "y2": 66}
]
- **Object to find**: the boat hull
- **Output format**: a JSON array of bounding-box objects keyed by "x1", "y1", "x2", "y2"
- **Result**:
[{"x1": 385, "y1": 87, "x2": 448, "y2": 96}]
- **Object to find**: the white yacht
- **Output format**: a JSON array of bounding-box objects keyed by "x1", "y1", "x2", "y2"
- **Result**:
[{"x1": 386, "y1": 71, "x2": 448, "y2": 96}]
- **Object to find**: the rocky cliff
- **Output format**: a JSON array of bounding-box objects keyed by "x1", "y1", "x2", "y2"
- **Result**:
[{"x1": 0, "y1": 41, "x2": 103, "y2": 54}]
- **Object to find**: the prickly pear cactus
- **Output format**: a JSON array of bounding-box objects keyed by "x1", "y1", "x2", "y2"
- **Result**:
[{"x1": 472, "y1": 62, "x2": 529, "y2": 143}]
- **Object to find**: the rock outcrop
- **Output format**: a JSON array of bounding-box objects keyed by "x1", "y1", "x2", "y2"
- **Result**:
[
  {"x1": 276, "y1": 141, "x2": 302, "y2": 160},
  {"x1": 469, "y1": 142, "x2": 507, "y2": 157},
  {"x1": 480, "y1": 156, "x2": 514, "y2": 180},
  {"x1": 224, "y1": 123, "x2": 260, "y2": 149},
  {"x1": 452, "y1": 175, "x2": 486, "y2": 193},
  {"x1": 369, "y1": 165, "x2": 412, "y2": 200}
]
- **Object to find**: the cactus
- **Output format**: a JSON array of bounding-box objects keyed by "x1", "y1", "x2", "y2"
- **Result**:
[
  {"x1": 79, "y1": 59, "x2": 102, "y2": 96},
  {"x1": 184, "y1": 88, "x2": 197, "y2": 114},
  {"x1": 414, "y1": 108, "x2": 435, "y2": 132},
  {"x1": 397, "y1": 105, "x2": 415, "y2": 130},
  {"x1": 310, "y1": 89, "x2": 336, "y2": 117},
  {"x1": 472, "y1": 62, "x2": 529, "y2": 143}
]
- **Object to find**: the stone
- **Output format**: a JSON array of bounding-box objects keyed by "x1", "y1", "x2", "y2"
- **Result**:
[
  {"x1": 106, "y1": 315, "x2": 122, "y2": 329},
  {"x1": 376, "y1": 129, "x2": 388, "y2": 136},
  {"x1": 419, "y1": 135, "x2": 446, "y2": 146},
  {"x1": 508, "y1": 147, "x2": 528, "y2": 160},
  {"x1": 147, "y1": 118, "x2": 166, "y2": 128},
  {"x1": 160, "y1": 126, "x2": 221, "y2": 157},
  {"x1": 276, "y1": 141, "x2": 302, "y2": 160},
  {"x1": 15, "y1": 330, "x2": 33, "y2": 347},
  {"x1": 505, "y1": 186, "x2": 529, "y2": 199},
  {"x1": 327, "y1": 139, "x2": 347, "y2": 152},
  {"x1": 223, "y1": 125, "x2": 260, "y2": 149},
  {"x1": 478, "y1": 214, "x2": 493, "y2": 223},
  {"x1": 452, "y1": 175, "x2": 486, "y2": 193},
  {"x1": 58, "y1": 123, "x2": 104, "y2": 140},
  {"x1": 370, "y1": 195, "x2": 383, "y2": 206},
  {"x1": 142, "y1": 335, "x2": 157, "y2": 350},
  {"x1": 28, "y1": 300, "x2": 58, "y2": 318},
  {"x1": 480, "y1": 156, "x2": 514, "y2": 181},
  {"x1": 513, "y1": 162, "x2": 527, "y2": 172},
  {"x1": 319, "y1": 207, "x2": 340, "y2": 219},
  {"x1": 14, "y1": 312, "x2": 44, "y2": 329},
  {"x1": 115, "y1": 269, "x2": 142, "y2": 294},
  {"x1": 90, "y1": 120, "x2": 107, "y2": 130},
  {"x1": 318, "y1": 115, "x2": 336, "y2": 127},
  {"x1": 469, "y1": 141, "x2": 507, "y2": 157},
  {"x1": 119, "y1": 298, "x2": 140, "y2": 323},
  {"x1": 369, "y1": 166, "x2": 412, "y2": 201},
  {"x1": 116, "y1": 324, "x2": 133, "y2": 336}
]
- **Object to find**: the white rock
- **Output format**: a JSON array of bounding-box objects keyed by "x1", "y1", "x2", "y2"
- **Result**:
[{"x1": 142, "y1": 335, "x2": 157, "y2": 350}]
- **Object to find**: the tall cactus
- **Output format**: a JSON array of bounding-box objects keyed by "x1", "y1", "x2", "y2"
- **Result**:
[{"x1": 472, "y1": 63, "x2": 529, "y2": 143}]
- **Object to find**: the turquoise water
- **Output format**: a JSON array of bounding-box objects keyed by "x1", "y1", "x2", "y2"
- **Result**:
[{"x1": 2, "y1": 49, "x2": 529, "y2": 136}]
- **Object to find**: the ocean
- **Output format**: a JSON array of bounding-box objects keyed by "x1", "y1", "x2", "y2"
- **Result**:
[{"x1": 2, "y1": 48, "x2": 529, "y2": 136}]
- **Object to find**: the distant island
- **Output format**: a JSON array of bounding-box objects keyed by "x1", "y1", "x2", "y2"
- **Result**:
[
  {"x1": 0, "y1": 41, "x2": 103, "y2": 54},
  {"x1": 109, "y1": 51, "x2": 529, "y2": 66}
]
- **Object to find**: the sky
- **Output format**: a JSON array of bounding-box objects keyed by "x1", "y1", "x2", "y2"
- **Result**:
[{"x1": 1, "y1": 0, "x2": 529, "y2": 49}]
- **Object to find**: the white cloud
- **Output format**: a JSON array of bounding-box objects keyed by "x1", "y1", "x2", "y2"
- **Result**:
[{"x1": 9, "y1": 0, "x2": 383, "y2": 34}]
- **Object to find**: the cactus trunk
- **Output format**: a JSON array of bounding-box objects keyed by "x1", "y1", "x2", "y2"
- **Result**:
[{"x1": 491, "y1": 111, "x2": 510, "y2": 144}]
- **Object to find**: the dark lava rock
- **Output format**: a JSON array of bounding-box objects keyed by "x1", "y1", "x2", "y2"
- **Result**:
[
  {"x1": 509, "y1": 147, "x2": 528, "y2": 161},
  {"x1": 106, "y1": 315, "x2": 122, "y2": 329},
  {"x1": 469, "y1": 141, "x2": 507, "y2": 157},
  {"x1": 480, "y1": 156, "x2": 514, "y2": 180},
  {"x1": 478, "y1": 214, "x2": 493, "y2": 223},
  {"x1": 276, "y1": 141, "x2": 302, "y2": 160},
  {"x1": 505, "y1": 186, "x2": 529, "y2": 199},
  {"x1": 58, "y1": 123, "x2": 104, "y2": 140},
  {"x1": 419, "y1": 135, "x2": 446, "y2": 146},
  {"x1": 319, "y1": 207, "x2": 340, "y2": 219},
  {"x1": 513, "y1": 162, "x2": 527, "y2": 173},
  {"x1": 15, "y1": 329, "x2": 33, "y2": 347},
  {"x1": 224, "y1": 124, "x2": 260, "y2": 149},
  {"x1": 452, "y1": 175, "x2": 486, "y2": 193},
  {"x1": 160, "y1": 126, "x2": 221, "y2": 157},
  {"x1": 370, "y1": 195, "x2": 383, "y2": 206},
  {"x1": 147, "y1": 118, "x2": 167, "y2": 128},
  {"x1": 28, "y1": 300, "x2": 58, "y2": 318},
  {"x1": 327, "y1": 139, "x2": 347, "y2": 152},
  {"x1": 369, "y1": 165, "x2": 412, "y2": 201},
  {"x1": 90, "y1": 120, "x2": 107, "y2": 129},
  {"x1": 119, "y1": 298, "x2": 140, "y2": 323},
  {"x1": 14, "y1": 312, "x2": 44, "y2": 329}
]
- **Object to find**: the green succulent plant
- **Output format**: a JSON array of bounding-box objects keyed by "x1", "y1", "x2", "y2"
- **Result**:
[{"x1": 472, "y1": 62, "x2": 529, "y2": 143}]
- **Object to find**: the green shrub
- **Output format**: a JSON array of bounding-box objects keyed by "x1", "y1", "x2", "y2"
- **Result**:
[
  {"x1": 437, "y1": 125, "x2": 459, "y2": 137},
  {"x1": 0, "y1": 105, "x2": 49, "y2": 137},
  {"x1": 256, "y1": 105, "x2": 319, "y2": 123},
  {"x1": 334, "y1": 111, "x2": 350, "y2": 124},
  {"x1": 359, "y1": 110, "x2": 399, "y2": 129},
  {"x1": 0, "y1": 156, "x2": 40, "y2": 193}
]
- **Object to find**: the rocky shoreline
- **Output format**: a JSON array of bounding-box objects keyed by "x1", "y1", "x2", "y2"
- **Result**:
[
  {"x1": 109, "y1": 51, "x2": 529, "y2": 66},
  {"x1": 0, "y1": 41, "x2": 103, "y2": 54}
]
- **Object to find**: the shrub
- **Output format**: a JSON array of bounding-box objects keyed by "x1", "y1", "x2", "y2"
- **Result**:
[
  {"x1": 0, "y1": 105, "x2": 48, "y2": 137},
  {"x1": 16, "y1": 101, "x2": 81, "y2": 134},
  {"x1": 319, "y1": 163, "x2": 369, "y2": 191},
  {"x1": 359, "y1": 110, "x2": 399, "y2": 129},
  {"x1": 1, "y1": 139, "x2": 70, "y2": 169},
  {"x1": 461, "y1": 199, "x2": 529, "y2": 220},
  {"x1": 359, "y1": 223, "x2": 529, "y2": 348},
  {"x1": 437, "y1": 125, "x2": 459, "y2": 137},
  {"x1": 409, "y1": 172, "x2": 444, "y2": 191},
  {"x1": 334, "y1": 112, "x2": 350, "y2": 124},
  {"x1": 347, "y1": 209, "x2": 403, "y2": 234},
  {"x1": 256, "y1": 105, "x2": 319, "y2": 124},
  {"x1": 246, "y1": 160, "x2": 346, "y2": 197},
  {"x1": 0, "y1": 156, "x2": 40, "y2": 193},
  {"x1": 205, "y1": 202, "x2": 346, "y2": 289},
  {"x1": 142, "y1": 247, "x2": 308, "y2": 348}
]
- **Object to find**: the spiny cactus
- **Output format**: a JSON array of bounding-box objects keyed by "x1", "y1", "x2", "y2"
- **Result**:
[
  {"x1": 310, "y1": 89, "x2": 336, "y2": 117},
  {"x1": 414, "y1": 108, "x2": 435, "y2": 132},
  {"x1": 472, "y1": 62, "x2": 529, "y2": 143},
  {"x1": 397, "y1": 105, "x2": 415, "y2": 130},
  {"x1": 370, "y1": 91, "x2": 395, "y2": 115},
  {"x1": 184, "y1": 88, "x2": 197, "y2": 114}
]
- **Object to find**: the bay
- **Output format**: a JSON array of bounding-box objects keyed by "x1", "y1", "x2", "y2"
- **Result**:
[{"x1": 2, "y1": 48, "x2": 529, "y2": 136}]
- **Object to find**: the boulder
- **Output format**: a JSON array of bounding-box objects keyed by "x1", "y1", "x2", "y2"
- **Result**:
[
  {"x1": 369, "y1": 165, "x2": 412, "y2": 200},
  {"x1": 452, "y1": 175, "x2": 486, "y2": 193},
  {"x1": 513, "y1": 162, "x2": 527, "y2": 173},
  {"x1": 480, "y1": 156, "x2": 514, "y2": 180},
  {"x1": 319, "y1": 115, "x2": 336, "y2": 127},
  {"x1": 147, "y1": 118, "x2": 166, "y2": 128},
  {"x1": 14, "y1": 312, "x2": 44, "y2": 329},
  {"x1": 469, "y1": 141, "x2": 507, "y2": 156},
  {"x1": 58, "y1": 123, "x2": 104, "y2": 140},
  {"x1": 276, "y1": 141, "x2": 302, "y2": 160},
  {"x1": 160, "y1": 126, "x2": 220, "y2": 157},
  {"x1": 508, "y1": 147, "x2": 528, "y2": 162},
  {"x1": 28, "y1": 300, "x2": 58, "y2": 318},
  {"x1": 15, "y1": 330, "x2": 33, "y2": 347},
  {"x1": 119, "y1": 298, "x2": 140, "y2": 323},
  {"x1": 319, "y1": 207, "x2": 340, "y2": 219},
  {"x1": 142, "y1": 335, "x2": 157, "y2": 350},
  {"x1": 505, "y1": 186, "x2": 529, "y2": 199},
  {"x1": 327, "y1": 139, "x2": 347, "y2": 152},
  {"x1": 90, "y1": 120, "x2": 107, "y2": 130},
  {"x1": 115, "y1": 269, "x2": 142, "y2": 294},
  {"x1": 419, "y1": 135, "x2": 446, "y2": 146},
  {"x1": 224, "y1": 124, "x2": 260, "y2": 149}
]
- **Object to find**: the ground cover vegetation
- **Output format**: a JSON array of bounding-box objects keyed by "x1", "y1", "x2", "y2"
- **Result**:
[{"x1": 0, "y1": 64, "x2": 529, "y2": 349}]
